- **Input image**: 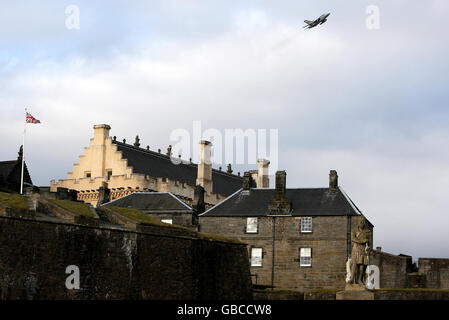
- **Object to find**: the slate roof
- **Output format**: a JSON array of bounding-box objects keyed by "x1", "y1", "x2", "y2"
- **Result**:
[
  {"x1": 103, "y1": 192, "x2": 193, "y2": 212},
  {"x1": 200, "y1": 187, "x2": 364, "y2": 217},
  {"x1": 0, "y1": 160, "x2": 18, "y2": 181},
  {"x1": 113, "y1": 141, "x2": 243, "y2": 196}
]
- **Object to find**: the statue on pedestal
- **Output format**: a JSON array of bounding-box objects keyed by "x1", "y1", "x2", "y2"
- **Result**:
[{"x1": 348, "y1": 217, "x2": 371, "y2": 286}]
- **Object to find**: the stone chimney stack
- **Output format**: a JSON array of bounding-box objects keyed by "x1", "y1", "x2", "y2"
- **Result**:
[
  {"x1": 329, "y1": 170, "x2": 338, "y2": 192},
  {"x1": 97, "y1": 182, "x2": 110, "y2": 207},
  {"x1": 92, "y1": 124, "x2": 111, "y2": 178},
  {"x1": 17, "y1": 145, "x2": 23, "y2": 161},
  {"x1": 268, "y1": 170, "x2": 291, "y2": 214},
  {"x1": 257, "y1": 159, "x2": 270, "y2": 188},
  {"x1": 196, "y1": 140, "x2": 213, "y2": 193},
  {"x1": 192, "y1": 185, "x2": 206, "y2": 216},
  {"x1": 242, "y1": 172, "x2": 254, "y2": 191},
  {"x1": 274, "y1": 171, "x2": 287, "y2": 195},
  {"x1": 93, "y1": 124, "x2": 110, "y2": 144}
]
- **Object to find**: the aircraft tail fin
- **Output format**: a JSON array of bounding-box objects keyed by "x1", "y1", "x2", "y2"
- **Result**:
[{"x1": 304, "y1": 20, "x2": 314, "y2": 25}]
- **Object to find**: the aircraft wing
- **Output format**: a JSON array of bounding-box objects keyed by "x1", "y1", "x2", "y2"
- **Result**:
[{"x1": 303, "y1": 19, "x2": 317, "y2": 29}]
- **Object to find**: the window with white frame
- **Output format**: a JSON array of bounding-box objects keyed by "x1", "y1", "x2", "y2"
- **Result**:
[
  {"x1": 300, "y1": 248, "x2": 312, "y2": 267},
  {"x1": 300, "y1": 217, "x2": 313, "y2": 233},
  {"x1": 246, "y1": 217, "x2": 258, "y2": 233},
  {"x1": 251, "y1": 248, "x2": 263, "y2": 267},
  {"x1": 161, "y1": 219, "x2": 173, "y2": 224}
]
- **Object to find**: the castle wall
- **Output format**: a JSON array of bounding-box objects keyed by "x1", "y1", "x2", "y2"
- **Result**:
[
  {"x1": 369, "y1": 251, "x2": 411, "y2": 288},
  {"x1": 419, "y1": 258, "x2": 449, "y2": 289},
  {"x1": 0, "y1": 215, "x2": 252, "y2": 300}
]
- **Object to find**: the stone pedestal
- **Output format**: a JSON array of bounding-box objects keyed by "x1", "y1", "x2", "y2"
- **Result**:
[{"x1": 336, "y1": 284, "x2": 375, "y2": 300}]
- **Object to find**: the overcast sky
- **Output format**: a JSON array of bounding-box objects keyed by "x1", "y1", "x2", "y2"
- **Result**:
[{"x1": 1, "y1": 0, "x2": 448, "y2": 259}]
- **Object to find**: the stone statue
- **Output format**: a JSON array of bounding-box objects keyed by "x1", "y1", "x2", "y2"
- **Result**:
[
  {"x1": 348, "y1": 217, "x2": 371, "y2": 285},
  {"x1": 134, "y1": 135, "x2": 141, "y2": 148}
]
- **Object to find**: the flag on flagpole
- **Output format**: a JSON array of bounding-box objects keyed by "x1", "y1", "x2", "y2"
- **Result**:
[
  {"x1": 20, "y1": 109, "x2": 41, "y2": 194},
  {"x1": 26, "y1": 112, "x2": 41, "y2": 124}
]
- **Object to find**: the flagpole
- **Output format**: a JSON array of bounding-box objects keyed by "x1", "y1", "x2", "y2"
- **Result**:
[{"x1": 20, "y1": 108, "x2": 26, "y2": 194}]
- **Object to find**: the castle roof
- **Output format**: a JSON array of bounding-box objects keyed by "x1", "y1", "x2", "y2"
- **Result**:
[
  {"x1": 0, "y1": 160, "x2": 18, "y2": 181},
  {"x1": 102, "y1": 192, "x2": 193, "y2": 213},
  {"x1": 200, "y1": 187, "x2": 366, "y2": 218},
  {"x1": 113, "y1": 141, "x2": 243, "y2": 196}
]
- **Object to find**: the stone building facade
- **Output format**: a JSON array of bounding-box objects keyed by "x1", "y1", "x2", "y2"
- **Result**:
[
  {"x1": 199, "y1": 170, "x2": 374, "y2": 291},
  {"x1": 50, "y1": 124, "x2": 244, "y2": 207}
]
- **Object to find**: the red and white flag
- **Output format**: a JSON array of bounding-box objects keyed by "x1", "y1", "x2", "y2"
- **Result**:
[{"x1": 26, "y1": 112, "x2": 41, "y2": 124}]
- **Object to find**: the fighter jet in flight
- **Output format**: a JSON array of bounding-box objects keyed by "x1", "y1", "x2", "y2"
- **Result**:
[{"x1": 303, "y1": 13, "x2": 330, "y2": 29}]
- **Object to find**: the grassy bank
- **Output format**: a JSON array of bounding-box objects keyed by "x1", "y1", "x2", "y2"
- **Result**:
[{"x1": 0, "y1": 192, "x2": 29, "y2": 210}]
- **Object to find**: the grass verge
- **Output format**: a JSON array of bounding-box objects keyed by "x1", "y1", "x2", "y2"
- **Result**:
[
  {"x1": 107, "y1": 206, "x2": 242, "y2": 243},
  {"x1": 46, "y1": 199, "x2": 94, "y2": 217},
  {"x1": 0, "y1": 192, "x2": 29, "y2": 210},
  {"x1": 107, "y1": 206, "x2": 181, "y2": 227}
]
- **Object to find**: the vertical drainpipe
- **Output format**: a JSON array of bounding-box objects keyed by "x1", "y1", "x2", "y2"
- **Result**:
[
  {"x1": 347, "y1": 215, "x2": 352, "y2": 259},
  {"x1": 271, "y1": 216, "x2": 276, "y2": 289}
]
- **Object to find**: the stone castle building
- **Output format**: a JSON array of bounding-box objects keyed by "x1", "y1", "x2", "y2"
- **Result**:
[
  {"x1": 50, "y1": 124, "x2": 246, "y2": 207},
  {"x1": 199, "y1": 170, "x2": 375, "y2": 291}
]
